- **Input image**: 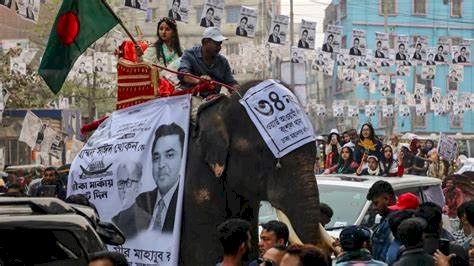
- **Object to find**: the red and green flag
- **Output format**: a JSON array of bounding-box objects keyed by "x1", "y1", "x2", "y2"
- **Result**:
[{"x1": 39, "y1": 0, "x2": 119, "y2": 94}]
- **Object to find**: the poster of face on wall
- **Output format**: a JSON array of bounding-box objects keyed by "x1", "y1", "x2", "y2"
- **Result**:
[
  {"x1": 451, "y1": 42, "x2": 471, "y2": 64},
  {"x1": 357, "y1": 69, "x2": 370, "y2": 87},
  {"x1": 297, "y1": 19, "x2": 316, "y2": 49},
  {"x1": 336, "y1": 49, "x2": 349, "y2": 66},
  {"x1": 347, "y1": 55, "x2": 358, "y2": 70},
  {"x1": 124, "y1": 0, "x2": 147, "y2": 11},
  {"x1": 374, "y1": 32, "x2": 389, "y2": 59},
  {"x1": 333, "y1": 105, "x2": 344, "y2": 117},
  {"x1": 364, "y1": 50, "x2": 378, "y2": 73},
  {"x1": 382, "y1": 104, "x2": 394, "y2": 118},
  {"x1": 376, "y1": 49, "x2": 395, "y2": 68},
  {"x1": 10, "y1": 56, "x2": 26, "y2": 75},
  {"x1": 312, "y1": 49, "x2": 334, "y2": 76},
  {"x1": 414, "y1": 83, "x2": 425, "y2": 102},
  {"x1": 322, "y1": 24, "x2": 343, "y2": 53},
  {"x1": 448, "y1": 64, "x2": 463, "y2": 83},
  {"x1": 395, "y1": 35, "x2": 411, "y2": 64},
  {"x1": 75, "y1": 56, "x2": 93, "y2": 74},
  {"x1": 93, "y1": 52, "x2": 108, "y2": 73},
  {"x1": 290, "y1": 47, "x2": 304, "y2": 63},
  {"x1": 68, "y1": 95, "x2": 191, "y2": 266},
  {"x1": 399, "y1": 104, "x2": 410, "y2": 117},
  {"x1": 314, "y1": 104, "x2": 326, "y2": 116},
  {"x1": 396, "y1": 64, "x2": 410, "y2": 77},
  {"x1": 422, "y1": 65, "x2": 436, "y2": 80},
  {"x1": 416, "y1": 104, "x2": 426, "y2": 117},
  {"x1": 436, "y1": 36, "x2": 451, "y2": 64},
  {"x1": 16, "y1": 0, "x2": 40, "y2": 22},
  {"x1": 342, "y1": 68, "x2": 356, "y2": 83},
  {"x1": 200, "y1": 0, "x2": 224, "y2": 28},
  {"x1": 411, "y1": 36, "x2": 427, "y2": 63},
  {"x1": 349, "y1": 29, "x2": 366, "y2": 56},
  {"x1": 347, "y1": 105, "x2": 359, "y2": 117},
  {"x1": 0, "y1": 86, "x2": 10, "y2": 112},
  {"x1": 168, "y1": 0, "x2": 189, "y2": 22},
  {"x1": 236, "y1": 6, "x2": 257, "y2": 38},
  {"x1": 395, "y1": 79, "x2": 407, "y2": 99},
  {"x1": 425, "y1": 47, "x2": 437, "y2": 65},
  {"x1": 364, "y1": 105, "x2": 377, "y2": 117},
  {"x1": 267, "y1": 15, "x2": 289, "y2": 45},
  {"x1": 379, "y1": 75, "x2": 390, "y2": 97}
]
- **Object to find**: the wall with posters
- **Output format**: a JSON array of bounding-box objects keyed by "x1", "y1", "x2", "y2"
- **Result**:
[{"x1": 324, "y1": 0, "x2": 474, "y2": 134}]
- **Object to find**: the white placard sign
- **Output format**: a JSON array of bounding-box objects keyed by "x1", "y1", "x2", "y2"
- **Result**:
[
  {"x1": 68, "y1": 95, "x2": 191, "y2": 265},
  {"x1": 267, "y1": 15, "x2": 289, "y2": 45},
  {"x1": 438, "y1": 133, "x2": 458, "y2": 161},
  {"x1": 298, "y1": 19, "x2": 316, "y2": 49},
  {"x1": 239, "y1": 80, "x2": 315, "y2": 158},
  {"x1": 236, "y1": 6, "x2": 257, "y2": 38},
  {"x1": 18, "y1": 110, "x2": 43, "y2": 149},
  {"x1": 200, "y1": 0, "x2": 224, "y2": 28}
]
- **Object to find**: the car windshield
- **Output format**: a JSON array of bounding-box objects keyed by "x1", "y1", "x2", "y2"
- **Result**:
[{"x1": 319, "y1": 184, "x2": 368, "y2": 229}]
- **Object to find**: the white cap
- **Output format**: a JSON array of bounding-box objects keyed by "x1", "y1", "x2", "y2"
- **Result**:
[
  {"x1": 202, "y1": 27, "x2": 228, "y2": 42},
  {"x1": 329, "y1": 128, "x2": 339, "y2": 135}
]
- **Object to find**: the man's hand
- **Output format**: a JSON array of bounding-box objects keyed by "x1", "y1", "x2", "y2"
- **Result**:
[
  {"x1": 434, "y1": 249, "x2": 455, "y2": 266},
  {"x1": 200, "y1": 75, "x2": 212, "y2": 81},
  {"x1": 362, "y1": 153, "x2": 368, "y2": 163}
]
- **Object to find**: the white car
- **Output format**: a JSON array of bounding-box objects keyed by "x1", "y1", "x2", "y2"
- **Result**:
[{"x1": 259, "y1": 174, "x2": 443, "y2": 239}]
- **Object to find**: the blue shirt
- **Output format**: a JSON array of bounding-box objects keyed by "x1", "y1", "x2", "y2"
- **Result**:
[
  {"x1": 386, "y1": 239, "x2": 401, "y2": 265},
  {"x1": 178, "y1": 46, "x2": 237, "y2": 96},
  {"x1": 372, "y1": 215, "x2": 393, "y2": 262}
]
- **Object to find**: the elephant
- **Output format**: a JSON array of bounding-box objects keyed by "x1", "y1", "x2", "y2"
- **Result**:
[{"x1": 179, "y1": 80, "x2": 321, "y2": 265}]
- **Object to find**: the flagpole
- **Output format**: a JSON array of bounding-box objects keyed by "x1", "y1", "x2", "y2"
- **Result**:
[{"x1": 100, "y1": 0, "x2": 143, "y2": 56}]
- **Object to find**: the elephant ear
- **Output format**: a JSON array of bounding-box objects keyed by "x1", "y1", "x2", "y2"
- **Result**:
[{"x1": 196, "y1": 96, "x2": 230, "y2": 178}]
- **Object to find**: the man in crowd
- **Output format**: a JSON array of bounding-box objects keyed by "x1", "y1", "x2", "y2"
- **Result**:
[
  {"x1": 395, "y1": 217, "x2": 434, "y2": 265},
  {"x1": 88, "y1": 251, "x2": 128, "y2": 266},
  {"x1": 443, "y1": 176, "x2": 464, "y2": 218},
  {"x1": 463, "y1": 200, "x2": 474, "y2": 252},
  {"x1": 367, "y1": 180, "x2": 396, "y2": 262},
  {"x1": 28, "y1": 166, "x2": 66, "y2": 200},
  {"x1": 336, "y1": 225, "x2": 386, "y2": 265},
  {"x1": 453, "y1": 201, "x2": 472, "y2": 246},
  {"x1": 216, "y1": 219, "x2": 251, "y2": 266},
  {"x1": 415, "y1": 202, "x2": 468, "y2": 265},
  {"x1": 259, "y1": 245, "x2": 287, "y2": 266},
  {"x1": 178, "y1": 27, "x2": 239, "y2": 98},
  {"x1": 386, "y1": 210, "x2": 415, "y2": 265},
  {"x1": 281, "y1": 244, "x2": 330, "y2": 266},
  {"x1": 258, "y1": 221, "x2": 289, "y2": 256}
]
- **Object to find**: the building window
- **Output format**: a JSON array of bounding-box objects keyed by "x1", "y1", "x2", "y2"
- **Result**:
[
  {"x1": 196, "y1": 7, "x2": 203, "y2": 23},
  {"x1": 451, "y1": 0, "x2": 462, "y2": 17},
  {"x1": 340, "y1": 0, "x2": 347, "y2": 18},
  {"x1": 413, "y1": 0, "x2": 427, "y2": 15},
  {"x1": 380, "y1": 0, "x2": 397, "y2": 16},
  {"x1": 226, "y1": 6, "x2": 240, "y2": 23}
]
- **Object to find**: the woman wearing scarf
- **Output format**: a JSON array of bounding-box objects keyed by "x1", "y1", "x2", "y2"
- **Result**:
[
  {"x1": 379, "y1": 145, "x2": 404, "y2": 177},
  {"x1": 354, "y1": 123, "x2": 383, "y2": 163},
  {"x1": 324, "y1": 146, "x2": 359, "y2": 174},
  {"x1": 427, "y1": 150, "x2": 446, "y2": 179},
  {"x1": 325, "y1": 129, "x2": 342, "y2": 169},
  {"x1": 356, "y1": 154, "x2": 381, "y2": 176}
]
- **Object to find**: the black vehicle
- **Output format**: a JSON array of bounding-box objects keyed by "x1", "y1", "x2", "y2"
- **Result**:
[{"x1": 0, "y1": 197, "x2": 124, "y2": 265}]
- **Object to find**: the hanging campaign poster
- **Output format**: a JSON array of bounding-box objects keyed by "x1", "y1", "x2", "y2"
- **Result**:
[
  {"x1": 93, "y1": 52, "x2": 108, "y2": 73},
  {"x1": 76, "y1": 56, "x2": 93, "y2": 74},
  {"x1": 414, "y1": 83, "x2": 425, "y2": 103},
  {"x1": 395, "y1": 35, "x2": 411, "y2": 65},
  {"x1": 436, "y1": 37, "x2": 451, "y2": 64},
  {"x1": 200, "y1": 0, "x2": 224, "y2": 28},
  {"x1": 10, "y1": 57, "x2": 26, "y2": 75},
  {"x1": 290, "y1": 47, "x2": 304, "y2": 64},
  {"x1": 416, "y1": 104, "x2": 426, "y2": 117},
  {"x1": 314, "y1": 104, "x2": 326, "y2": 116},
  {"x1": 18, "y1": 111, "x2": 43, "y2": 149},
  {"x1": 357, "y1": 69, "x2": 370, "y2": 87},
  {"x1": 430, "y1": 87, "x2": 441, "y2": 110},
  {"x1": 448, "y1": 64, "x2": 463, "y2": 83},
  {"x1": 451, "y1": 42, "x2": 471, "y2": 64},
  {"x1": 374, "y1": 32, "x2": 389, "y2": 59},
  {"x1": 396, "y1": 64, "x2": 410, "y2": 77},
  {"x1": 422, "y1": 65, "x2": 436, "y2": 80},
  {"x1": 68, "y1": 95, "x2": 191, "y2": 265},
  {"x1": 378, "y1": 75, "x2": 390, "y2": 97},
  {"x1": 382, "y1": 104, "x2": 394, "y2": 118},
  {"x1": 236, "y1": 6, "x2": 257, "y2": 38},
  {"x1": 322, "y1": 25, "x2": 343, "y2": 53},
  {"x1": 239, "y1": 80, "x2": 315, "y2": 158},
  {"x1": 350, "y1": 29, "x2": 366, "y2": 56},
  {"x1": 425, "y1": 47, "x2": 437, "y2": 65},
  {"x1": 364, "y1": 105, "x2": 377, "y2": 117},
  {"x1": 124, "y1": 0, "x2": 147, "y2": 11},
  {"x1": 399, "y1": 105, "x2": 410, "y2": 117},
  {"x1": 395, "y1": 79, "x2": 407, "y2": 96},
  {"x1": 410, "y1": 36, "x2": 428, "y2": 63},
  {"x1": 333, "y1": 104, "x2": 344, "y2": 118},
  {"x1": 312, "y1": 48, "x2": 332, "y2": 74},
  {"x1": 168, "y1": 0, "x2": 189, "y2": 22},
  {"x1": 16, "y1": 0, "x2": 40, "y2": 22},
  {"x1": 0, "y1": 87, "x2": 10, "y2": 112},
  {"x1": 267, "y1": 15, "x2": 289, "y2": 45},
  {"x1": 365, "y1": 50, "x2": 378, "y2": 73},
  {"x1": 437, "y1": 133, "x2": 458, "y2": 161},
  {"x1": 347, "y1": 105, "x2": 359, "y2": 117},
  {"x1": 434, "y1": 104, "x2": 445, "y2": 116},
  {"x1": 298, "y1": 20, "x2": 316, "y2": 49},
  {"x1": 336, "y1": 49, "x2": 349, "y2": 66}
]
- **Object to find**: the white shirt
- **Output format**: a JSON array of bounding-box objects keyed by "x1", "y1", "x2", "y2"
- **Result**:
[{"x1": 149, "y1": 180, "x2": 178, "y2": 231}]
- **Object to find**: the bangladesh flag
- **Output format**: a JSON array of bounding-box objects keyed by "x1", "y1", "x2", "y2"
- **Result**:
[{"x1": 39, "y1": 0, "x2": 119, "y2": 94}]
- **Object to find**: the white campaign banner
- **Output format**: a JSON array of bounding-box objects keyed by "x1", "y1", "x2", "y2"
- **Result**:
[
  {"x1": 18, "y1": 110, "x2": 43, "y2": 149},
  {"x1": 438, "y1": 133, "x2": 458, "y2": 161},
  {"x1": 239, "y1": 80, "x2": 315, "y2": 158},
  {"x1": 67, "y1": 95, "x2": 191, "y2": 265}
]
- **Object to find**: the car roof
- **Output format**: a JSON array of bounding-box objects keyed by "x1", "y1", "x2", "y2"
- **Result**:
[
  {"x1": 316, "y1": 174, "x2": 442, "y2": 191},
  {"x1": 0, "y1": 197, "x2": 75, "y2": 215}
]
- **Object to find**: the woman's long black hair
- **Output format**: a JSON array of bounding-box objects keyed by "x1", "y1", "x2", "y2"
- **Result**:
[
  {"x1": 359, "y1": 122, "x2": 377, "y2": 142},
  {"x1": 380, "y1": 144, "x2": 394, "y2": 176},
  {"x1": 155, "y1": 17, "x2": 183, "y2": 67}
]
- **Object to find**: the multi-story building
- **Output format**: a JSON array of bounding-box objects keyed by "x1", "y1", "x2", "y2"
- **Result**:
[{"x1": 323, "y1": 0, "x2": 473, "y2": 136}]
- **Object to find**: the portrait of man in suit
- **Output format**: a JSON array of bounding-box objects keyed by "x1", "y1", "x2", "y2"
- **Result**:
[
  {"x1": 200, "y1": 7, "x2": 214, "y2": 27},
  {"x1": 268, "y1": 24, "x2": 281, "y2": 44},
  {"x1": 322, "y1": 34, "x2": 334, "y2": 53},
  {"x1": 290, "y1": 52, "x2": 299, "y2": 63},
  {"x1": 298, "y1": 29, "x2": 310, "y2": 49},
  {"x1": 236, "y1": 17, "x2": 248, "y2": 37},
  {"x1": 412, "y1": 43, "x2": 422, "y2": 60},
  {"x1": 434, "y1": 45, "x2": 444, "y2": 62},
  {"x1": 358, "y1": 55, "x2": 368, "y2": 67},
  {"x1": 94, "y1": 58, "x2": 104, "y2": 72},
  {"x1": 457, "y1": 46, "x2": 467, "y2": 63},
  {"x1": 375, "y1": 40, "x2": 385, "y2": 58},
  {"x1": 78, "y1": 62, "x2": 87, "y2": 74},
  {"x1": 349, "y1": 38, "x2": 361, "y2": 56},
  {"x1": 315, "y1": 53, "x2": 325, "y2": 66},
  {"x1": 426, "y1": 53, "x2": 436, "y2": 65},
  {"x1": 112, "y1": 123, "x2": 184, "y2": 239},
  {"x1": 168, "y1": 0, "x2": 181, "y2": 21},
  {"x1": 396, "y1": 43, "x2": 407, "y2": 61}
]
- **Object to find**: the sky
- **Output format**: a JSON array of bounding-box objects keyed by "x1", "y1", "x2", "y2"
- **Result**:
[{"x1": 280, "y1": 0, "x2": 332, "y2": 47}]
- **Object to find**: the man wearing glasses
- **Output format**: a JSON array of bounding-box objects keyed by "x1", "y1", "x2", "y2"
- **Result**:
[
  {"x1": 112, "y1": 123, "x2": 184, "y2": 239},
  {"x1": 178, "y1": 27, "x2": 239, "y2": 98}
]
